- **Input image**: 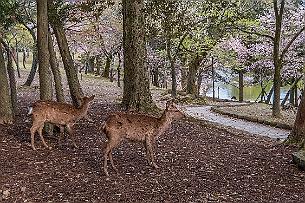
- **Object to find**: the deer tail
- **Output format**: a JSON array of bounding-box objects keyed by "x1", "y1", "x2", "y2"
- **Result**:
[{"x1": 27, "y1": 106, "x2": 33, "y2": 115}]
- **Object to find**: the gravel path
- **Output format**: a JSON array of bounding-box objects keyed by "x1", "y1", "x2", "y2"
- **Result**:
[{"x1": 183, "y1": 105, "x2": 290, "y2": 139}]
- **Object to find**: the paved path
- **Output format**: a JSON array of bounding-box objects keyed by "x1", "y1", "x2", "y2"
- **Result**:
[{"x1": 183, "y1": 105, "x2": 290, "y2": 139}]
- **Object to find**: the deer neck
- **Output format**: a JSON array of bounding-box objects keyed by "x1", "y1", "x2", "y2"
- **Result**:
[
  {"x1": 159, "y1": 110, "x2": 173, "y2": 130},
  {"x1": 75, "y1": 101, "x2": 90, "y2": 119}
]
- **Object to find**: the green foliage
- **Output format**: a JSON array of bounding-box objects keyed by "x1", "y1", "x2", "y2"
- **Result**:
[{"x1": 0, "y1": 0, "x2": 18, "y2": 29}]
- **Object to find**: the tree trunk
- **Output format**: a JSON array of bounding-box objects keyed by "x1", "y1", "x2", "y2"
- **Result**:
[
  {"x1": 239, "y1": 70, "x2": 244, "y2": 102},
  {"x1": 180, "y1": 67, "x2": 187, "y2": 91},
  {"x1": 265, "y1": 85, "x2": 274, "y2": 104},
  {"x1": 103, "y1": 55, "x2": 111, "y2": 78},
  {"x1": 186, "y1": 54, "x2": 204, "y2": 96},
  {"x1": 272, "y1": 0, "x2": 284, "y2": 117},
  {"x1": 0, "y1": 38, "x2": 14, "y2": 124},
  {"x1": 51, "y1": 22, "x2": 83, "y2": 106},
  {"x1": 95, "y1": 54, "x2": 102, "y2": 76},
  {"x1": 122, "y1": 0, "x2": 154, "y2": 111},
  {"x1": 15, "y1": 39, "x2": 21, "y2": 78},
  {"x1": 37, "y1": 0, "x2": 53, "y2": 101},
  {"x1": 5, "y1": 45, "x2": 17, "y2": 115},
  {"x1": 22, "y1": 48, "x2": 26, "y2": 69},
  {"x1": 166, "y1": 36, "x2": 177, "y2": 98},
  {"x1": 117, "y1": 53, "x2": 121, "y2": 87},
  {"x1": 289, "y1": 88, "x2": 305, "y2": 147},
  {"x1": 48, "y1": 30, "x2": 65, "y2": 102},
  {"x1": 23, "y1": 26, "x2": 38, "y2": 86},
  {"x1": 88, "y1": 56, "x2": 95, "y2": 74}
]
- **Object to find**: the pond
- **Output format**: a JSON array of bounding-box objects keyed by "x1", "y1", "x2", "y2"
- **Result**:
[{"x1": 205, "y1": 82, "x2": 290, "y2": 102}]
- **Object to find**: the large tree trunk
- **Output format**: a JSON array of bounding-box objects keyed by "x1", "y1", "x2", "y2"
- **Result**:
[
  {"x1": 0, "y1": 38, "x2": 14, "y2": 124},
  {"x1": 186, "y1": 54, "x2": 204, "y2": 96},
  {"x1": 122, "y1": 0, "x2": 154, "y2": 111},
  {"x1": 37, "y1": 0, "x2": 53, "y2": 101},
  {"x1": 51, "y1": 22, "x2": 83, "y2": 106},
  {"x1": 48, "y1": 30, "x2": 65, "y2": 102},
  {"x1": 289, "y1": 88, "x2": 305, "y2": 147},
  {"x1": 238, "y1": 70, "x2": 244, "y2": 102}
]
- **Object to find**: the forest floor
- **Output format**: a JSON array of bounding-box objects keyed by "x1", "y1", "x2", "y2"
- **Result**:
[{"x1": 0, "y1": 72, "x2": 304, "y2": 202}]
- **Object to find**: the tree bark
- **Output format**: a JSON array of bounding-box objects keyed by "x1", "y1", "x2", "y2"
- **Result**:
[
  {"x1": 22, "y1": 48, "x2": 26, "y2": 69},
  {"x1": 37, "y1": 0, "x2": 53, "y2": 101},
  {"x1": 103, "y1": 55, "x2": 111, "y2": 78},
  {"x1": 122, "y1": 0, "x2": 154, "y2": 111},
  {"x1": 5, "y1": 45, "x2": 17, "y2": 115},
  {"x1": 0, "y1": 38, "x2": 14, "y2": 124},
  {"x1": 51, "y1": 22, "x2": 83, "y2": 106},
  {"x1": 23, "y1": 25, "x2": 38, "y2": 86},
  {"x1": 48, "y1": 30, "x2": 65, "y2": 102},
  {"x1": 272, "y1": 0, "x2": 285, "y2": 117},
  {"x1": 238, "y1": 70, "x2": 244, "y2": 102},
  {"x1": 186, "y1": 54, "x2": 205, "y2": 97},
  {"x1": 166, "y1": 36, "x2": 177, "y2": 98},
  {"x1": 289, "y1": 87, "x2": 305, "y2": 147}
]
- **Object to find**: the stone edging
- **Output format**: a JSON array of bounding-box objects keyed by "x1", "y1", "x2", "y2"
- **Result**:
[{"x1": 211, "y1": 105, "x2": 293, "y2": 131}]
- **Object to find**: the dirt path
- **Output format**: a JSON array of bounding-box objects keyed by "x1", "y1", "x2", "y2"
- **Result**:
[{"x1": 183, "y1": 105, "x2": 290, "y2": 140}]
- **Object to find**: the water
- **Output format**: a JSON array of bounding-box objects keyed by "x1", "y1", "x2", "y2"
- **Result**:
[{"x1": 205, "y1": 82, "x2": 290, "y2": 102}]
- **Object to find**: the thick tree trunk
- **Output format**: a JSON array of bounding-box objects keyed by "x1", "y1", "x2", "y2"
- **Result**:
[
  {"x1": 186, "y1": 54, "x2": 204, "y2": 96},
  {"x1": 48, "y1": 31, "x2": 65, "y2": 102},
  {"x1": 289, "y1": 88, "x2": 305, "y2": 147},
  {"x1": 122, "y1": 0, "x2": 154, "y2": 111},
  {"x1": 0, "y1": 38, "x2": 14, "y2": 124},
  {"x1": 37, "y1": 0, "x2": 53, "y2": 101},
  {"x1": 239, "y1": 70, "x2": 244, "y2": 102},
  {"x1": 52, "y1": 22, "x2": 83, "y2": 106}
]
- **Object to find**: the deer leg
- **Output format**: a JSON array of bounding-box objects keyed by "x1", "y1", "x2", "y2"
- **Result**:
[
  {"x1": 58, "y1": 126, "x2": 65, "y2": 146},
  {"x1": 30, "y1": 125, "x2": 38, "y2": 150},
  {"x1": 104, "y1": 136, "x2": 121, "y2": 176},
  {"x1": 38, "y1": 125, "x2": 51, "y2": 150},
  {"x1": 109, "y1": 149, "x2": 118, "y2": 173},
  {"x1": 144, "y1": 140, "x2": 152, "y2": 165},
  {"x1": 146, "y1": 137, "x2": 159, "y2": 169},
  {"x1": 66, "y1": 124, "x2": 77, "y2": 148}
]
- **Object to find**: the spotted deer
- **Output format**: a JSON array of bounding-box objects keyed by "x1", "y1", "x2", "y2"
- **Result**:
[
  {"x1": 102, "y1": 100, "x2": 184, "y2": 176},
  {"x1": 29, "y1": 95, "x2": 95, "y2": 150}
]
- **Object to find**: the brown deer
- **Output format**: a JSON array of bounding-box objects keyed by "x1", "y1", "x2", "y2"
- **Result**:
[
  {"x1": 102, "y1": 100, "x2": 184, "y2": 176},
  {"x1": 29, "y1": 95, "x2": 95, "y2": 150}
]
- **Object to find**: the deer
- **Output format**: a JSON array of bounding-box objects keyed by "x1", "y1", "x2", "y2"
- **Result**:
[
  {"x1": 28, "y1": 95, "x2": 95, "y2": 150},
  {"x1": 102, "y1": 100, "x2": 185, "y2": 176}
]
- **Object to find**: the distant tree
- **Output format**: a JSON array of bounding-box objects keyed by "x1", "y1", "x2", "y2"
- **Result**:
[{"x1": 122, "y1": 0, "x2": 154, "y2": 110}]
